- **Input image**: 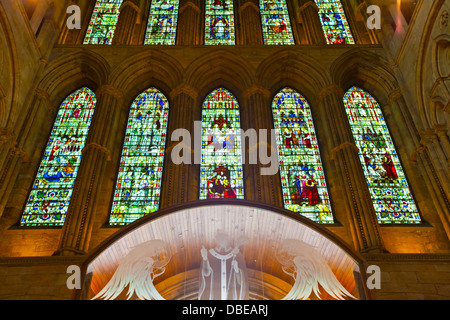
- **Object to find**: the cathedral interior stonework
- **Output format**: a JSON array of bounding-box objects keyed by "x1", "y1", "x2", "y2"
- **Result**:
[{"x1": 0, "y1": 0, "x2": 449, "y2": 301}]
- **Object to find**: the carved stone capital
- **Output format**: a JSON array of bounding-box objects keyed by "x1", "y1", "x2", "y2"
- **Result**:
[
  {"x1": 169, "y1": 83, "x2": 198, "y2": 101},
  {"x1": 298, "y1": 1, "x2": 319, "y2": 14},
  {"x1": 238, "y1": 1, "x2": 260, "y2": 14},
  {"x1": 81, "y1": 142, "x2": 110, "y2": 158},
  {"x1": 95, "y1": 85, "x2": 124, "y2": 103},
  {"x1": 242, "y1": 84, "x2": 271, "y2": 100},
  {"x1": 180, "y1": 1, "x2": 201, "y2": 14},
  {"x1": 330, "y1": 141, "x2": 359, "y2": 161},
  {"x1": 317, "y1": 84, "x2": 345, "y2": 102}
]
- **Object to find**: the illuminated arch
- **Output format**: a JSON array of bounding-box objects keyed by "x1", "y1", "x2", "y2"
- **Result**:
[
  {"x1": 314, "y1": 0, "x2": 355, "y2": 45},
  {"x1": 259, "y1": 0, "x2": 295, "y2": 45},
  {"x1": 144, "y1": 0, "x2": 180, "y2": 45},
  {"x1": 84, "y1": 0, "x2": 124, "y2": 45},
  {"x1": 205, "y1": 0, "x2": 236, "y2": 45}
]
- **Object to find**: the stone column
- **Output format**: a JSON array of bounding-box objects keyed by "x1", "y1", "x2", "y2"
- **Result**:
[
  {"x1": 0, "y1": 130, "x2": 26, "y2": 217},
  {"x1": 177, "y1": 0, "x2": 202, "y2": 45},
  {"x1": 237, "y1": 0, "x2": 263, "y2": 45},
  {"x1": 241, "y1": 85, "x2": 282, "y2": 207},
  {"x1": 112, "y1": 1, "x2": 142, "y2": 45},
  {"x1": 29, "y1": 0, "x2": 51, "y2": 34},
  {"x1": 161, "y1": 84, "x2": 200, "y2": 208},
  {"x1": 353, "y1": 0, "x2": 380, "y2": 44},
  {"x1": 295, "y1": 0, "x2": 326, "y2": 45},
  {"x1": 317, "y1": 85, "x2": 385, "y2": 253},
  {"x1": 56, "y1": 85, "x2": 124, "y2": 256}
]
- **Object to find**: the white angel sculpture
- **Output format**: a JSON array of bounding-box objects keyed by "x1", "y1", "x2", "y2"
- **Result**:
[
  {"x1": 276, "y1": 239, "x2": 356, "y2": 300},
  {"x1": 92, "y1": 240, "x2": 171, "y2": 300}
]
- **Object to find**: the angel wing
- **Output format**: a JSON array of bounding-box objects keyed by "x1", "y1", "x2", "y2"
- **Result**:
[
  {"x1": 92, "y1": 240, "x2": 171, "y2": 300},
  {"x1": 277, "y1": 239, "x2": 356, "y2": 300}
]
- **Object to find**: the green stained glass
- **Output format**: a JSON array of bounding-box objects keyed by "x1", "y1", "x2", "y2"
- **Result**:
[
  {"x1": 200, "y1": 88, "x2": 244, "y2": 200},
  {"x1": 110, "y1": 88, "x2": 169, "y2": 226},
  {"x1": 314, "y1": 0, "x2": 355, "y2": 44},
  {"x1": 205, "y1": 0, "x2": 235, "y2": 45},
  {"x1": 273, "y1": 88, "x2": 333, "y2": 223},
  {"x1": 260, "y1": 0, "x2": 295, "y2": 45},
  {"x1": 145, "y1": 0, "x2": 180, "y2": 45},
  {"x1": 343, "y1": 87, "x2": 421, "y2": 224},
  {"x1": 21, "y1": 88, "x2": 97, "y2": 227},
  {"x1": 84, "y1": 0, "x2": 123, "y2": 45}
]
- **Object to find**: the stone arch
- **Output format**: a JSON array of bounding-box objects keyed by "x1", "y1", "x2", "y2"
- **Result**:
[
  {"x1": 108, "y1": 50, "x2": 184, "y2": 107},
  {"x1": 256, "y1": 50, "x2": 331, "y2": 106},
  {"x1": 184, "y1": 50, "x2": 256, "y2": 105},
  {"x1": 330, "y1": 48, "x2": 399, "y2": 107},
  {"x1": 37, "y1": 49, "x2": 110, "y2": 109},
  {"x1": 80, "y1": 200, "x2": 370, "y2": 300}
]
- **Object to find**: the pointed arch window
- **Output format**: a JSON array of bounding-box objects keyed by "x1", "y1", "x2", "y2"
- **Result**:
[
  {"x1": 21, "y1": 88, "x2": 97, "y2": 227},
  {"x1": 272, "y1": 88, "x2": 334, "y2": 223},
  {"x1": 84, "y1": 0, "x2": 124, "y2": 44},
  {"x1": 205, "y1": 0, "x2": 236, "y2": 45},
  {"x1": 144, "y1": 0, "x2": 180, "y2": 45},
  {"x1": 200, "y1": 88, "x2": 244, "y2": 200},
  {"x1": 343, "y1": 87, "x2": 421, "y2": 224},
  {"x1": 260, "y1": 0, "x2": 295, "y2": 45},
  {"x1": 109, "y1": 88, "x2": 169, "y2": 226},
  {"x1": 314, "y1": 0, "x2": 355, "y2": 45}
]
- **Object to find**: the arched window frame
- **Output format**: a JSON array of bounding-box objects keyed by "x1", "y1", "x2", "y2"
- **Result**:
[
  {"x1": 259, "y1": 0, "x2": 295, "y2": 45},
  {"x1": 199, "y1": 87, "x2": 245, "y2": 200},
  {"x1": 205, "y1": 0, "x2": 236, "y2": 45},
  {"x1": 144, "y1": 0, "x2": 180, "y2": 45},
  {"x1": 20, "y1": 87, "x2": 97, "y2": 227},
  {"x1": 84, "y1": 0, "x2": 124, "y2": 45},
  {"x1": 108, "y1": 87, "x2": 170, "y2": 226},
  {"x1": 314, "y1": 0, "x2": 355, "y2": 45},
  {"x1": 271, "y1": 87, "x2": 334, "y2": 224},
  {"x1": 343, "y1": 86, "x2": 422, "y2": 224}
]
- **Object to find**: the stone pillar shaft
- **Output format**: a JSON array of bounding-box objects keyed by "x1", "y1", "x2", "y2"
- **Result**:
[{"x1": 296, "y1": 0, "x2": 326, "y2": 45}]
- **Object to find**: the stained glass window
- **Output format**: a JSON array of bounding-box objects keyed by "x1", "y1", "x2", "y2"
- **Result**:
[
  {"x1": 343, "y1": 87, "x2": 421, "y2": 224},
  {"x1": 144, "y1": 0, "x2": 180, "y2": 45},
  {"x1": 260, "y1": 0, "x2": 295, "y2": 45},
  {"x1": 200, "y1": 88, "x2": 244, "y2": 200},
  {"x1": 21, "y1": 88, "x2": 97, "y2": 227},
  {"x1": 84, "y1": 0, "x2": 123, "y2": 44},
  {"x1": 314, "y1": 0, "x2": 355, "y2": 44},
  {"x1": 205, "y1": 0, "x2": 235, "y2": 45},
  {"x1": 109, "y1": 88, "x2": 169, "y2": 226},
  {"x1": 272, "y1": 88, "x2": 333, "y2": 223}
]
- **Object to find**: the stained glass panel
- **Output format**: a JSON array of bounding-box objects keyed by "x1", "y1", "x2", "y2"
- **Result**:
[
  {"x1": 205, "y1": 0, "x2": 235, "y2": 45},
  {"x1": 21, "y1": 88, "x2": 97, "y2": 227},
  {"x1": 273, "y1": 88, "x2": 333, "y2": 223},
  {"x1": 314, "y1": 0, "x2": 355, "y2": 44},
  {"x1": 144, "y1": 0, "x2": 180, "y2": 45},
  {"x1": 260, "y1": 0, "x2": 295, "y2": 45},
  {"x1": 343, "y1": 87, "x2": 421, "y2": 224},
  {"x1": 84, "y1": 0, "x2": 123, "y2": 44},
  {"x1": 200, "y1": 88, "x2": 244, "y2": 200},
  {"x1": 109, "y1": 88, "x2": 169, "y2": 226}
]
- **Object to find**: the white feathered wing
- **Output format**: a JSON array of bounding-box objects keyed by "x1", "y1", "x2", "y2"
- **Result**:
[
  {"x1": 92, "y1": 240, "x2": 171, "y2": 300},
  {"x1": 277, "y1": 239, "x2": 356, "y2": 300}
]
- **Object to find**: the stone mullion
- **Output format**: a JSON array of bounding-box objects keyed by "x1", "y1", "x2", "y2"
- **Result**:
[
  {"x1": 112, "y1": 1, "x2": 141, "y2": 45},
  {"x1": 354, "y1": 0, "x2": 380, "y2": 44},
  {"x1": 296, "y1": 0, "x2": 326, "y2": 45},
  {"x1": 162, "y1": 86, "x2": 199, "y2": 208},
  {"x1": 318, "y1": 86, "x2": 385, "y2": 253},
  {"x1": 177, "y1": 0, "x2": 202, "y2": 45},
  {"x1": 56, "y1": 86, "x2": 123, "y2": 256},
  {"x1": 242, "y1": 86, "x2": 281, "y2": 207},
  {"x1": 237, "y1": 1, "x2": 263, "y2": 45}
]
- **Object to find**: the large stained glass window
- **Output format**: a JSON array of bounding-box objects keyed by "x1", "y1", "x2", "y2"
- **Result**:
[
  {"x1": 343, "y1": 87, "x2": 421, "y2": 224},
  {"x1": 21, "y1": 88, "x2": 97, "y2": 227},
  {"x1": 200, "y1": 88, "x2": 244, "y2": 200},
  {"x1": 144, "y1": 0, "x2": 180, "y2": 45},
  {"x1": 314, "y1": 0, "x2": 355, "y2": 44},
  {"x1": 109, "y1": 88, "x2": 169, "y2": 226},
  {"x1": 260, "y1": 0, "x2": 295, "y2": 45},
  {"x1": 84, "y1": 0, "x2": 123, "y2": 44},
  {"x1": 272, "y1": 88, "x2": 333, "y2": 223},
  {"x1": 205, "y1": 0, "x2": 235, "y2": 45}
]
